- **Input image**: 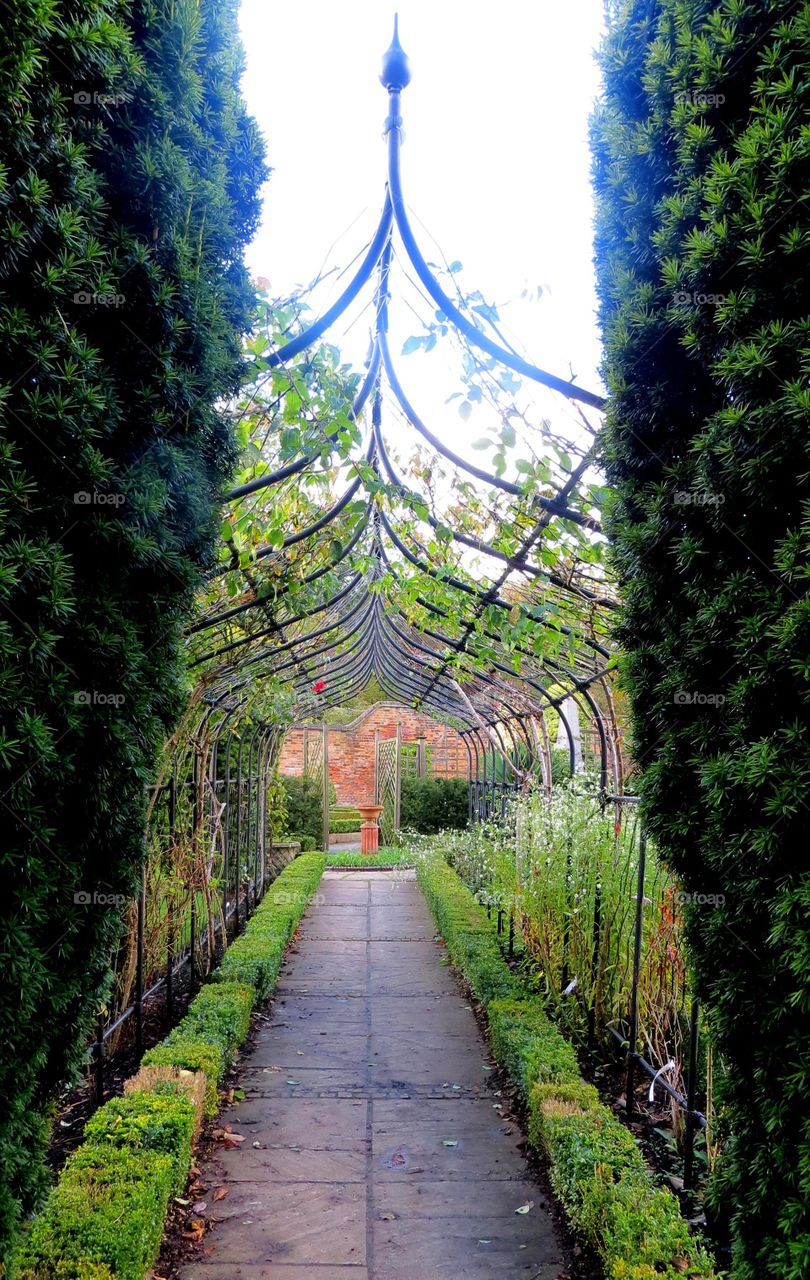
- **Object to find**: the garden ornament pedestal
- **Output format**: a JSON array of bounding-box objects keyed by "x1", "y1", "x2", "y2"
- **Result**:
[{"x1": 358, "y1": 802, "x2": 383, "y2": 855}]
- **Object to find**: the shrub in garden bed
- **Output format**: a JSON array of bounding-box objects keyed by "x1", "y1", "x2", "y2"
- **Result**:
[
  {"x1": 15, "y1": 854, "x2": 325, "y2": 1278},
  {"x1": 487, "y1": 999, "x2": 580, "y2": 1101},
  {"x1": 400, "y1": 775, "x2": 468, "y2": 833},
  {"x1": 15, "y1": 1146, "x2": 174, "y2": 1280},
  {"x1": 416, "y1": 849, "x2": 715, "y2": 1280},
  {"x1": 82, "y1": 1087, "x2": 197, "y2": 1195},
  {"x1": 171, "y1": 982, "x2": 255, "y2": 1064},
  {"x1": 141, "y1": 1040, "x2": 223, "y2": 1116},
  {"x1": 281, "y1": 776, "x2": 334, "y2": 846},
  {"x1": 529, "y1": 1083, "x2": 715, "y2": 1280}
]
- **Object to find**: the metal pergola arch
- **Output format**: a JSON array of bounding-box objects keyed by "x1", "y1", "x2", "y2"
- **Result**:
[{"x1": 186, "y1": 19, "x2": 623, "y2": 805}]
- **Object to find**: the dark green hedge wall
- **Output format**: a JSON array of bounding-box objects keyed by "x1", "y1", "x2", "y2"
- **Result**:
[
  {"x1": 281, "y1": 775, "x2": 337, "y2": 847},
  {"x1": 0, "y1": 0, "x2": 264, "y2": 1259},
  {"x1": 592, "y1": 1, "x2": 810, "y2": 1275},
  {"x1": 401, "y1": 775, "x2": 469, "y2": 834}
]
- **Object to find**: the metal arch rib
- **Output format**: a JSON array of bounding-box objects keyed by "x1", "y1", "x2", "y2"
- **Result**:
[{"x1": 385, "y1": 93, "x2": 606, "y2": 412}]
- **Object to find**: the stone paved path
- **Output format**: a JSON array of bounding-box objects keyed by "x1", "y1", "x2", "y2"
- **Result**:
[{"x1": 179, "y1": 870, "x2": 566, "y2": 1280}]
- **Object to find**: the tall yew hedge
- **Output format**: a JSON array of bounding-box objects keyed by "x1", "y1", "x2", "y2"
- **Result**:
[
  {"x1": 0, "y1": 0, "x2": 264, "y2": 1258},
  {"x1": 593, "y1": 1, "x2": 810, "y2": 1275}
]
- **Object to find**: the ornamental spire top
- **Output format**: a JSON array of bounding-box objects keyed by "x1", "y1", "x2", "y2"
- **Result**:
[{"x1": 380, "y1": 14, "x2": 411, "y2": 92}]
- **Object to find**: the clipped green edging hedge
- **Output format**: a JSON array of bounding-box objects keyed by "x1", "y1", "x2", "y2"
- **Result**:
[
  {"x1": 14, "y1": 853, "x2": 325, "y2": 1280},
  {"x1": 415, "y1": 852, "x2": 716, "y2": 1280}
]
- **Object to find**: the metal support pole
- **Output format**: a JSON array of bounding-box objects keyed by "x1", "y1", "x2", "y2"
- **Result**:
[
  {"x1": 95, "y1": 1015, "x2": 104, "y2": 1104},
  {"x1": 190, "y1": 745, "x2": 200, "y2": 990},
  {"x1": 322, "y1": 722, "x2": 330, "y2": 852},
  {"x1": 223, "y1": 732, "x2": 232, "y2": 938},
  {"x1": 394, "y1": 721, "x2": 402, "y2": 836},
  {"x1": 683, "y1": 999, "x2": 700, "y2": 1189},
  {"x1": 561, "y1": 836, "x2": 572, "y2": 994},
  {"x1": 588, "y1": 881, "x2": 602, "y2": 1050},
  {"x1": 626, "y1": 827, "x2": 647, "y2": 1117},
  {"x1": 166, "y1": 763, "x2": 177, "y2": 1023},
  {"x1": 235, "y1": 734, "x2": 244, "y2": 933},
  {"x1": 135, "y1": 865, "x2": 145, "y2": 1057}
]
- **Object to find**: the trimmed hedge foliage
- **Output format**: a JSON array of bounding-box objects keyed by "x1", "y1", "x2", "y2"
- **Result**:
[
  {"x1": 591, "y1": 2, "x2": 810, "y2": 1273},
  {"x1": 330, "y1": 820, "x2": 361, "y2": 835},
  {"x1": 281, "y1": 775, "x2": 334, "y2": 846},
  {"x1": 141, "y1": 1040, "x2": 223, "y2": 1116},
  {"x1": 0, "y1": 0, "x2": 264, "y2": 1257},
  {"x1": 416, "y1": 853, "x2": 525, "y2": 1004},
  {"x1": 15, "y1": 854, "x2": 325, "y2": 1280},
  {"x1": 400, "y1": 775, "x2": 468, "y2": 833},
  {"x1": 15, "y1": 1147, "x2": 174, "y2": 1280},
  {"x1": 487, "y1": 999, "x2": 580, "y2": 1100},
  {"x1": 215, "y1": 852, "x2": 326, "y2": 998},
  {"x1": 415, "y1": 852, "x2": 715, "y2": 1280},
  {"x1": 81, "y1": 1086, "x2": 196, "y2": 1196}
]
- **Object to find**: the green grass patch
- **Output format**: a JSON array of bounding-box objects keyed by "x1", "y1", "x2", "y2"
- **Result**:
[{"x1": 325, "y1": 848, "x2": 415, "y2": 869}]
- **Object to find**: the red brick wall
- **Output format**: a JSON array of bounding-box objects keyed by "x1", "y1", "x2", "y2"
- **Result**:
[{"x1": 277, "y1": 703, "x2": 467, "y2": 806}]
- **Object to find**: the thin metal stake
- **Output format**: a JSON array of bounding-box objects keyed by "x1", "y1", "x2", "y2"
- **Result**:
[
  {"x1": 588, "y1": 881, "x2": 602, "y2": 1050},
  {"x1": 95, "y1": 1016, "x2": 104, "y2": 1104},
  {"x1": 683, "y1": 999, "x2": 700, "y2": 1189},
  {"x1": 135, "y1": 866, "x2": 145, "y2": 1057},
  {"x1": 167, "y1": 765, "x2": 176, "y2": 1023},
  {"x1": 626, "y1": 828, "x2": 647, "y2": 1117}
]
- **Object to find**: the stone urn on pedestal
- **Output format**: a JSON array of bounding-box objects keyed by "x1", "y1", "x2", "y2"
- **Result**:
[{"x1": 357, "y1": 802, "x2": 384, "y2": 855}]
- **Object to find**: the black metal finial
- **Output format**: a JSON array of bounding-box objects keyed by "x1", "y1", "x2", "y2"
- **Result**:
[{"x1": 380, "y1": 14, "x2": 411, "y2": 91}]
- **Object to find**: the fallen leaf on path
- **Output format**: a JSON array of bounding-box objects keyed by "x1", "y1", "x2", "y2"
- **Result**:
[
  {"x1": 181, "y1": 1218, "x2": 206, "y2": 1242},
  {"x1": 192, "y1": 1201, "x2": 207, "y2": 1213},
  {"x1": 515, "y1": 1202, "x2": 534, "y2": 1215},
  {"x1": 442, "y1": 1140, "x2": 459, "y2": 1148},
  {"x1": 212, "y1": 1187, "x2": 229, "y2": 1202}
]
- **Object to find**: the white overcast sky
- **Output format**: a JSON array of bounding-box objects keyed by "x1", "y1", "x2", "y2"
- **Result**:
[{"x1": 237, "y1": 0, "x2": 608, "y2": 441}]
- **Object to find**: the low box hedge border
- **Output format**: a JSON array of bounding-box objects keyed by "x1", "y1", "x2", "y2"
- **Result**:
[
  {"x1": 414, "y1": 851, "x2": 716, "y2": 1280},
  {"x1": 14, "y1": 852, "x2": 325, "y2": 1280}
]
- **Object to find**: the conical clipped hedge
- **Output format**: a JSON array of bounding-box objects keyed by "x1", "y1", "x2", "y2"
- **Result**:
[
  {"x1": 592, "y1": 1, "x2": 810, "y2": 1275},
  {"x1": 0, "y1": 0, "x2": 264, "y2": 1258}
]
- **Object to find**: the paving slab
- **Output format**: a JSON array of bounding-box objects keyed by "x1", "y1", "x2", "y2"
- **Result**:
[
  {"x1": 373, "y1": 1097, "x2": 527, "y2": 1181},
  {"x1": 182, "y1": 1268, "x2": 367, "y2": 1279},
  {"x1": 176, "y1": 870, "x2": 565, "y2": 1280}
]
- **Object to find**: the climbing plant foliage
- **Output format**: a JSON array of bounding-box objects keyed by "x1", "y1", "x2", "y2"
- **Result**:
[
  {"x1": 0, "y1": 0, "x2": 264, "y2": 1257},
  {"x1": 592, "y1": 1, "x2": 810, "y2": 1274}
]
